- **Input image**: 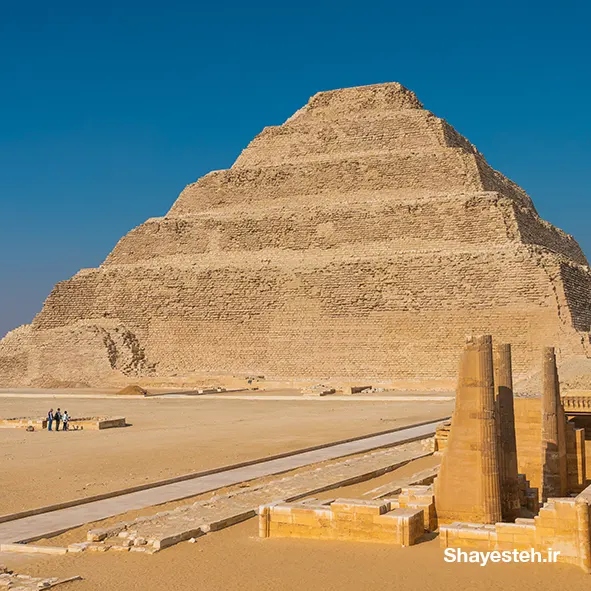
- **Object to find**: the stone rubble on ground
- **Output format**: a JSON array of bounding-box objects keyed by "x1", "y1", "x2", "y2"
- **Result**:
[
  {"x1": 0, "y1": 567, "x2": 81, "y2": 590},
  {"x1": 79, "y1": 439, "x2": 436, "y2": 553}
]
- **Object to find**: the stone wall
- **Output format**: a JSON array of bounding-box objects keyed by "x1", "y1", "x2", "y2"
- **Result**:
[
  {"x1": 560, "y1": 262, "x2": 591, "y2": 333},
  {"x1": 440, "y1": 485, "x2": 591, "y2": 573},
  {"x1": 260, "y1": 498, "x2": 425, "y2": 545},
  {"x1": 514, "y1": 398, "x2": 544, "y2": 497},
  {"x1": 436, "y1": 396, "x2": 586, "y2": 500},
  {"x1": 11, "y1": 250, "x2": 573, "y2": 385},
  {"x1": 106, "y1": 194, "x2": 524, "y2": 266},
  {"x1": 0, "y1": 416, "x2": 126, "y2": 430},
  {"x1": 513, "y1": 206, "x2": 588, "y2": 265}
]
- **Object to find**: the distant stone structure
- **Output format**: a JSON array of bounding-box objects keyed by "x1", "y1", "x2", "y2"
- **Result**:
[
  {"x1": 1, "y1": 82, "x2": 590, "y2": 388},
  {"x1": 0, "y1": 416, "x2": 126, "y2": 430}
]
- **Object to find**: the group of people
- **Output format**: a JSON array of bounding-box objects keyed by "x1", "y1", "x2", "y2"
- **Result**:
[{"x1": 47, "y1": 408, "x2": 70, "y2": 431}]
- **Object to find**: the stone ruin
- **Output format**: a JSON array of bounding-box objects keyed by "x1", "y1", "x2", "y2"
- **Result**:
[
  {"x1": 436, "y1": 336, "x2": 591, "y2": 573},
  {"x1": 0, "y1": 416, "x2": 126, "y2": 431},
  {"x1": 0, "y1": 83, "x2": 590, "y2": 388},
  {"x1": 0, "y1": 565, "x2": 81, "y2": 590},
  {"x1": 261, "y1": 335, "x2": 591, "y2": 573}
]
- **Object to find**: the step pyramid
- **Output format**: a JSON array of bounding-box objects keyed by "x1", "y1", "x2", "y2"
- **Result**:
[{"x1": 1, "y1": 83, "x2": 590, "y2": 388}]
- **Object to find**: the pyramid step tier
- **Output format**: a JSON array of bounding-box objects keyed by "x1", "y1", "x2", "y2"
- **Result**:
[
  {"x1": 170, "y1": 150, "x2": 533, "y2": 216},
  {"x1": 106, "y1": 193, "x2": 586, "y2": 268},
  {"x1": 233, "y1": 110, "x2": 476, "y2": 168},
  {"x1": 6, "y1": 309, "x2": 584, "y2": 387},
  {"x1": 1, "y1": 81, "x2": 589, "y2": 389},
  {"x1": 33, "y1": 245, "x2": 591, "y2": 335}
]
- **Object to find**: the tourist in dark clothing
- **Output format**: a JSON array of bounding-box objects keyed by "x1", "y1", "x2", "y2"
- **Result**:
[
  {"x1": 54, "y1": 408, "x2": 62, "y2": 431},
  {"x1": 47, "y1": 408, "x2": 54, "y2": 431}
]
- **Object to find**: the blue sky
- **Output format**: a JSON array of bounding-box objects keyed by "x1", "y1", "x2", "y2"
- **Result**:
[{"x1": 1, "y1": 0, "x2": 590, "y2": 338}]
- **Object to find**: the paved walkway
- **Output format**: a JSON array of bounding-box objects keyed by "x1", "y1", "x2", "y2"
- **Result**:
[
  {"x1": 0, "y1": 419, "x2": 444, "y2": 544},
  {"x1": 83, "y1": 441, "x2": 435, "y2": 552}
]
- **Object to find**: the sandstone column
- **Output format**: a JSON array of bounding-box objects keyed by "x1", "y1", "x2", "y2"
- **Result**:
[
  {"x1": 541, "y1": 346, "x2": 568, "y2": 500},
  {"x1": 494, "y1": 343, "x2": 520, "y2": 522},
  {"x1": 575, "y1": 497, "x2": 591, "y2": 573},
  {"x1": 435, "y1": 335, "x2": 502, "y2": 524}
]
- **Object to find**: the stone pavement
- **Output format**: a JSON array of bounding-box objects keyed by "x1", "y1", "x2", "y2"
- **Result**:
[{"x1": 0, "y1": 419, "x2": 444, "y2": 545}]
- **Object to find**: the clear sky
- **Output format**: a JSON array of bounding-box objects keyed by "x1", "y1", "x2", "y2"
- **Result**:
[{"x1": 1, "y1": 0, "x2": 590, "y2": 338}]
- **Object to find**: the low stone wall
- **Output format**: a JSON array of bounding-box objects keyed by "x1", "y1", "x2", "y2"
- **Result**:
[
  {"x1": 564, "y1": 394, "x2": 591, "y2": 413},
  {"x1": 440, "y1": 483, "x2": 591, "y2": 572},
  {"x1": 0, "y1": 417, "x2": 45, "y2": 429},
  {"x1": 259, "y1": 496, "x2": 425, "y2": 545},
  {"x1": 76, "y1": 416, "x2": 126, "y2": 430},
  {"x1": 0, "y1": 416, "x2": 126, "y2": 430},
  {"x1": 387, "y1": 485, "x2": 436, "y2": 531}
]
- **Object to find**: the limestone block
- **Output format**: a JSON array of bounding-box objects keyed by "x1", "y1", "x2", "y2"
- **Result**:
[
  {"x1": 262, "y1": 499, "x2": 423, "y2": 546},
  {"x1": 85, "y1": 544, "x2": 108, "y2": 552},
  {"x1": 153, "y1": 528, "x2": 205, "y2": 551},
  {"x1": 435, "y1": 335, "x2": 502, "y2": 524},
  {"x1": 331, "y1": 499, "x2": 390, "y2": 515},
  {"x1": 206, "y1": 509, "x2": 257, "y2": 532},
  {"x1": 0, "y1": 544, "x2": 67, "y2": 555},
  {"x1": 345, "y1": 386, "x2": 372, "y2": 395},
  {"x1": 67, "y1": 543, "x2": 91, "y2": 553},
  {"x1": 87, "y1": 529, "x2": 109, "y2": 542}
]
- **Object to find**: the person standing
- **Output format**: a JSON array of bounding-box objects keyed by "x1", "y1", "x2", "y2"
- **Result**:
[
  {"x1": 47, "y1": 408, "x2": 54, "y2": 431},
  {"x1": 54, "y1": 408, "x2": 62, "y2": 432},
  {"x1": 62, "y1": 410, "x2": 69, "y2": 431}
]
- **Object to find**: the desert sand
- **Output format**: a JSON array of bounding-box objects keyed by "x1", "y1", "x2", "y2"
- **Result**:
[
  {"x1": 2, "y1": 393, "x2": 589, "y2": 590},
  {"x1": 0, "y1": 394, "x2": 452, "y2": 515},
  {"x1": 3, "y1": 510, "x2": 589, "y2": 591},
  {"x1": 3, "y1": 454, "x2": 589, "y2": 591}
]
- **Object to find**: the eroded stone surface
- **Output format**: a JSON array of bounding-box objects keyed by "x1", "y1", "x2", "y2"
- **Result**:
[{"x1": 434, "y1": 335, "x2": 502, "y2": 524}]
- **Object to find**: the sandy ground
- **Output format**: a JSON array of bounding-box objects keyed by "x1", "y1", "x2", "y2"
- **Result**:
[
  {"x1": 5, "y1": 456, "x2": 587, "y2": 590},
  {"x1": 0, "y1": 396, "x2": 452, "y2": 515},
  {"x1": 34, "y1": 445, "x2": 440, "y2": 548},
  {"x1": 2, "y1": 515, "x2": 588, "y2": 591},
  {"x1": 2, "y1": 403, "x2": 588, "y2": 591}
]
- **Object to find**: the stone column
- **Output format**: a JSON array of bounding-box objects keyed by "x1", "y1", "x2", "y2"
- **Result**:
[
  {"x1": 494, "y1": 343, "x2": 521, "y2": 522},
  {"x1": 576, "y1": 497, "x2": 591, "y2": 573},
  {"x1": 435, "y1": 335, "x2": 502, "y2": 524},
  {"x1": 541, "y1": 346, "x2": 567, "y2": 500}
]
